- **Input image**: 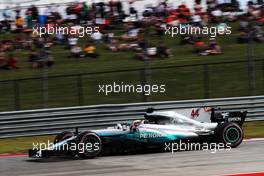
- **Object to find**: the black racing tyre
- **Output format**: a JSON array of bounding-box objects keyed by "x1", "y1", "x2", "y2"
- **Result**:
[
  {"x1": 215, "y1": 122, "x2": 244, "y2": 148},
  {"x1": 54, "y1": 131, "x2": 74, "y2": 144},
  {"x1": 76, "y1": 131, "x2": 102, "y2": 159}
]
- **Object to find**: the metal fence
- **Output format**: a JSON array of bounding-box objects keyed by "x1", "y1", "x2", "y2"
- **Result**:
[
  {"x1": 0, "y1": 95, "x2": 264, "y2": 138},
  {"x1": 1, "y1": 59, "x2": 264, "y2": 112}
]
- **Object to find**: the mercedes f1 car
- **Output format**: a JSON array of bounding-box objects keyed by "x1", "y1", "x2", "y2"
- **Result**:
[{"x1": 29, "y1": 108, "x2": 247, "y2": 159}]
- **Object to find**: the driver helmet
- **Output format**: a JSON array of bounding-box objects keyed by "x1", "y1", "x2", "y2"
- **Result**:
[{"x1": 130, "y1": 120, "x2": 142, "y2": 130}]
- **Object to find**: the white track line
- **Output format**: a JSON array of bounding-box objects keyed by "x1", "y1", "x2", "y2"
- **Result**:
[{"x1": 243, "y1": 138, "x2": 264, "y2": 142}]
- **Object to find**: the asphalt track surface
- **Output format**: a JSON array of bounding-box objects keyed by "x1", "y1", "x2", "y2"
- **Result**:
[{"x1": 0, "y1": 140, "x2": 263, "y2": 176}]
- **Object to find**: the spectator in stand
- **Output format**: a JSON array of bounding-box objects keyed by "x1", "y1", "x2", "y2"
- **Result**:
[
  {"x1": 211, "y1": 7, "x2": 223, "y2": 23},
  {"x1": 44, "y1": 5, "x2": 53, "y2": 18},
  {"x1": 66, "y1": 3, "x2": 78, "y2": 24},
  {"x1": 206, "y1": 0, "x2": 217, "y2": 13},
  {"x1": 157, "y1": 44, "x2": 172, "y2": 58},
  {"x1": 0, "y1": 52, "x2": 19, "y2": 70},
  {"x1": 154, "y1": 20, "x2": 167, "y2": 36},
  {"x1": 253, "y1": 24, "x2": 264, "y2": 42},
  {"x1": 0, "y1": 52, "x2": 9, "y2": 70},
  {"x1": 200, "y1": 39, "x2": 222, "y2": 56},
  {"x1": 30, "y1": 5, "x2": 39, "y2": 21},
  {"x1": 15, "y1": 16, "x2": 24, "y2": 33},
  {"x1": 259, "y1": 5, "x2": 264, "y2": 23},
  {"x1": 55, "y1": 33, "x2": 66, "y2": 45},
  {"x1": 3, "y1": 7, "x2": 12, "y2": 21},
  {"x1": 91, "y1": 31, "x2": 103, "y2": 43},
  {"x1": 25, "y1": 9, "x2": 33, "y2": 29},
  {"x1": 180, "y1": 34, "x2": 197, "y2": 45},
  {"x1": 74, "y1": 2, "x2": 83, "y2": 24},
  {"x1": 116, "y1": 0, "x2": 124, "y2": 16},
  {"x1": 15, "y1": 6, "x2": 21, "y2": 18},
  {"x1": 80, "y1": 2, "x2": 90, "y2": 24},
  {"x1": 155, "y1": 1, "x2": 167, "y2": 17},
  {"x1": 97, "y1": 1, "x2": 106, "y2": 18},
  {"x1": 84, "y1": 44, "x2": 99, "y2": 58},
  {"x1": 239, "y1": 15, "x2": 250, "y2": 32},
  {"x1": 192, "y1": 14, "x2": 203, "y2": 27},
  {"x1": 121, "y1": 25, "x2": 141, "y2": 41},
  {"x1": 70, "y1": 45, "x2": 85, "y2": 58},
  {"x1": 129, "y1": 1, "x2": 138, "y2": 19},
  {"x1": 32, "y1": 50, "x2": 54, "y2": 69},
  {"x1": 193, "y1": 37, "x2": 206, "y2": 53},
  {"x1": 29, "y1": 49, "x2": 39, "y2": 62},
  {"x1": 107, "y1": 39, "x2": 140, "y2": 52},
  {"x1": 177, "y1": 3, "x2": 192, "y2": 24},
  {"x1": 107, "y1": 39, "x2": 119, "y2": 52},
  {"x1": 67, "y1": 34, "x2": 79, "y2": 48},
  {"x1": 1, "y1": 40, "x2": 14, "y2": 52},
  {"x1": 7, "y1": 54, "x2": 19, "y2": 69},
  {"x1": 194, "y1": 0, "x2": 203, "y2": 15},
  {"x1": 136, "y1": 43, "x2": 158, "y2": 60}
]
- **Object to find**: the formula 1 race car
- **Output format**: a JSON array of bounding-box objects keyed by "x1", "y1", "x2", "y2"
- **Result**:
[{"x1": 29, "y1": 108, "x2": 247, "y2": 159}]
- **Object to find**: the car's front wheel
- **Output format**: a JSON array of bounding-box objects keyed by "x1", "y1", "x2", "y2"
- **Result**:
[
  {"x1": 54, "y1": 131, "x2": 74, "y2": 144},
  {"x1": 76, "y1": 131, "x2": 102, "y2": 159},
  {"x1": 215, "y1": 122, "x2": 244, "y2": 148},
  {"x1": 54, "y1": 131, "x2": 76, "y2": 156}
]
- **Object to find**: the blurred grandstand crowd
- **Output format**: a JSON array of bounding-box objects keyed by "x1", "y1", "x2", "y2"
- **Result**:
[{"x1": 0, "y1": 0, "x2": 263, "y2": 70}]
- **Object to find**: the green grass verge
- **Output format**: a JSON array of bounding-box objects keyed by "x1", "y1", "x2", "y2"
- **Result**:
[
  {"x1": 0, "y1": 121, "x2": 263, "y2": 154},
  {"x1": 243, "y1": 121, "x2": 264, "y2": 138},
  {"x1": 0, "y1": 135, "x2": 55, "y2": 154}
]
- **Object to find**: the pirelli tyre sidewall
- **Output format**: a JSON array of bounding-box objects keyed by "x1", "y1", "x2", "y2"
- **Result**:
[
  {"x1": 216, "y1": 122, "x2": 244, "y2": 148},
  {"x1": 54, "y1": 131, "x2": 74, "y2": 144},
  {"x1": 76, "y1": 131, "x2": 102, "y2": 159}
]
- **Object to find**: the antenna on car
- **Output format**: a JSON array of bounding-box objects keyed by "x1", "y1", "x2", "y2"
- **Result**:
[{"x1": 75, "y1": 127, "x2": 79, "y2": 135}]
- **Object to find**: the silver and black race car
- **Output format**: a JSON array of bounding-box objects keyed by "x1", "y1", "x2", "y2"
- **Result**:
[{"x1": 29, "y1": 107, "x2": 247, "y2": 159}]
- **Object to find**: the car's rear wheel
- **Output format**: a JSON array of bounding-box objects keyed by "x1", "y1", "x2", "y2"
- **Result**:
[
  {"x1": 76, "y1": 131, "x2": 102, "y2": 159},
  {"x1": 215, "y1": 122, "x2": 244, "y2": 148}
]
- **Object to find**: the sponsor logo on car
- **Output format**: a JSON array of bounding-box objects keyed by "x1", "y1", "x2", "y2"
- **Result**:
[
  {"x1": 140, "y1": 133, "x2": 165, "y2": 138},
  {"x1": 228, "y1": 117, "x2": 242, "y2": 122}
]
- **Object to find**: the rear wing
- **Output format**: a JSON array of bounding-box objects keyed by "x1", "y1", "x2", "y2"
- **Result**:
[{"x1": 211, "y1": 108, "x2": 247, "y2": 126}]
